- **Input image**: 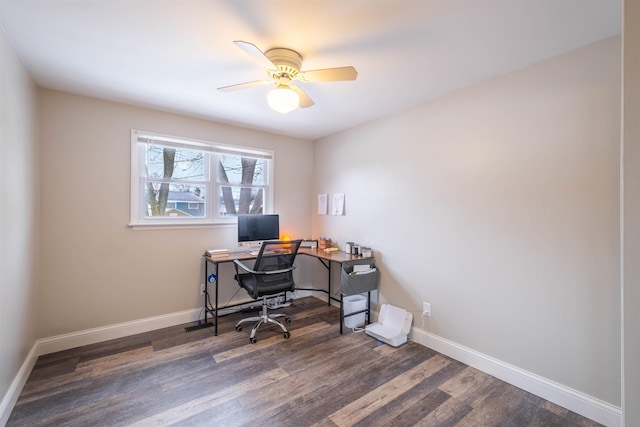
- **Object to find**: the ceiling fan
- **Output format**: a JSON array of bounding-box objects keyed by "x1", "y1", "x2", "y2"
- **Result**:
[{"x1": 218, "y1": 41, "x2": 358, "y2": 114}]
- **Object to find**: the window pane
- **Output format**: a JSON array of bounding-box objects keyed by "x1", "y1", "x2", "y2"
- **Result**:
[
  {"x1": 132, "y1": 130, "x2": 273, "y2": 226},
  {"x1": 145, "y1": 182, "x2": 206, "y2": 218},
  {"x1": 219, "y1": 155, "x2": 265, "y2": 185},
  {"x1": 146, "y1": 144, "x2": 206, "y2": 181},
  {"x1": 219, "y1": 186, "x2": 264, "y2": 216}
]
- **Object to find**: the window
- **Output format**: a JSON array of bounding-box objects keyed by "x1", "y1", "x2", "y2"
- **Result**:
[{"x1": 130, "y1": 130, "x2": 273, "y2": 227}]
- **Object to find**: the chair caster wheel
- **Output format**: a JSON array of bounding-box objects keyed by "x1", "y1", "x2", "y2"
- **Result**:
[
  {"x1": 250, "y1": 337, "x2": 257, "y2": 344},
  {"x1": 236, "y1": 325, "x2": 242, "y2": 332},
  {"x1": 285, "y1": 317, "x2": 291, "y2": 323},
  {"x1": 284, "y1": 331, "x2": 290, "y2": 339}
]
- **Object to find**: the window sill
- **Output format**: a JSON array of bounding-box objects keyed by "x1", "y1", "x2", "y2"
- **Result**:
[{"x1": 128, "y1": 221, "x2": 235, "y2": 231}]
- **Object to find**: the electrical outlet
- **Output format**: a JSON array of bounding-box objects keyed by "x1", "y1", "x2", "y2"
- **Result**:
[
  {"x1": 422, "y1": 302, "x2": 431, "y2": 317},
  {"x1": 200, "y1": 284, "x2": 206, "y2": 295}
]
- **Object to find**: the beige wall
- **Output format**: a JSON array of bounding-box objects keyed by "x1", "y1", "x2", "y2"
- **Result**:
[
  {"x1": 313, "y1": 37, "x2": 621, "y2": 405},
  {"x1": 623, "y1": 0, "x2": 640, "y2": 424},
  {"x1": 37, "y1": 90, "x2": 314, "y2": 337},
  {"x1": 0, "y1": 29, "x2": 39, "y2": 422}
]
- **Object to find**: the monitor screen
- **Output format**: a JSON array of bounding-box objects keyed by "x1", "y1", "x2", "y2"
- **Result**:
[{"x1": 237, "y1": 214, "x2": 280, "y2": 243}]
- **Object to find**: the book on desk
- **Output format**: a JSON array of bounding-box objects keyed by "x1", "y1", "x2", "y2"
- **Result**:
[{"x1": 205, "y1": 248, "x2": 229, "y2": 258}]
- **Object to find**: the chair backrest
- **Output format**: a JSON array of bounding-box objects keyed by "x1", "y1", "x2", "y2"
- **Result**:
[
  {"x1": 253, "y1": 239, "x2": 302, "y2": 273},
  {"x1": 236, "y1": 239, "x2": 301, "y2": 298}
]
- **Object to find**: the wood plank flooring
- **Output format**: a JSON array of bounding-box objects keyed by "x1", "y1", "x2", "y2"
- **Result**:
[{"x1": 7, "y1": 297, "x2": 602, "y2": 427}]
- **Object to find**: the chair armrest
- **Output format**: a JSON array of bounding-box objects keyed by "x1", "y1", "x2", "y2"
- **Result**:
[
  {"x1": 233, "y1": 259, "x2": 296, "y2": 275},
  {"x1": 263, "y1": 265, "x2": 296, "y2": 275},
  {"x1": 233, "y1": 259, "x2": 255, "y2": 274}
]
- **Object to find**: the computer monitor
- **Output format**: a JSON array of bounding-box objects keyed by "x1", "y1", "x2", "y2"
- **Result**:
[{"x1": 237, "y1": 214, "x2": 280, "y2": 247}]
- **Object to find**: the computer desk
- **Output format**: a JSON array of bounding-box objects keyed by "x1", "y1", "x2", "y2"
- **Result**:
[{"x1": 192, "y1": 248, "x2": 375, "y2": 335}]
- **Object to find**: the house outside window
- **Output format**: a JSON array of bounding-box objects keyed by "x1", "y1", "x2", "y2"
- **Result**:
[{"x1": 130, "y1": 130, "x2": 273, "y2": 227}]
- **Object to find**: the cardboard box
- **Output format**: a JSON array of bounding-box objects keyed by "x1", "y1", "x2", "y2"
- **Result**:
[{"x1": 318, "y1": 239, "x2": 332, "y2": 249}]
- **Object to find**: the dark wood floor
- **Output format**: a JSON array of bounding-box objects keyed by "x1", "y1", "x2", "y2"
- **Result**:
[{"x1": 8, "y1": 297, "x2": 601, "y2": 427}]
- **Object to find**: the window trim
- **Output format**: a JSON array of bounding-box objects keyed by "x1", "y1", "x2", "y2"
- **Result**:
[{"x1": 129, "y1": 130, "x2": 274, "y2": 229}]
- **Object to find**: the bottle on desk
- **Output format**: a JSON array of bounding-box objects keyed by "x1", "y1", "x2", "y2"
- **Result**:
[{"x1": 345, "y1": 241, "x2": 354, "y2": 254}]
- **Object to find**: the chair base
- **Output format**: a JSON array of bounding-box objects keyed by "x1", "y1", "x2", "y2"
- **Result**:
[{"x1": 235, "y1": 296, "x2": 291, "y2": 343}]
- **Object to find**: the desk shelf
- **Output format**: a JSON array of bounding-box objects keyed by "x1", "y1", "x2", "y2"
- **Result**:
[{"x1": 339, "y1": 259, "x2": 380, "y2": 334}]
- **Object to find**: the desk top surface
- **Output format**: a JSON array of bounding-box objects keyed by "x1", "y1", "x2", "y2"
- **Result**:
[
  {"x1": 299, "y1": 248, "x2": 374, "y2": 263},
  {"x1": 204, "y1": 247, "x2": 373, "y2": 264}
]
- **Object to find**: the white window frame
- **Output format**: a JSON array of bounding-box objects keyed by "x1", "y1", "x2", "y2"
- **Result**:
[{"x1": 129, "y1": 130, "x2": 274, "y2": 228}]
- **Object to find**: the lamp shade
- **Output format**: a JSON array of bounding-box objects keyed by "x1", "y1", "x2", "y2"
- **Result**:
[{"x1": 267, "y1": 85, "x2": 299, "y2": 114}]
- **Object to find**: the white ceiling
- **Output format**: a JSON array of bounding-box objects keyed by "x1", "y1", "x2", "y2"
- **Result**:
[{"x1": 0, "y1": 0, "x2": 622, "y2": 140}]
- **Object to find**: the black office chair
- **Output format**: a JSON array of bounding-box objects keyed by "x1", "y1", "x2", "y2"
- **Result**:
[{"x1": 233, "y1": 239, "x2": 302, "y2": 343}]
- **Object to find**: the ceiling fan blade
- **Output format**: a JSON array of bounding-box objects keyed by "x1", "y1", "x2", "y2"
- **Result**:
[
  {"x1": 297, "y1": 66, "x2": 358, "y2": 83},
  {"x1": 290, "y1": 85, "x2": 315, "y2": 108},
  {"x1": 217, "y1": 80, "x2": 271, "y2": 92},
  {"x1": 233, "y1": 40, "x2": 276, "y2": 69}
]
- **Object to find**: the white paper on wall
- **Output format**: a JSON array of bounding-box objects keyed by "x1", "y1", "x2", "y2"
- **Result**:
[
  {"x1": 318, "y1": 194, "x2": 328, "y2": 215},
  {"x1": 332, "y1": 193, "x2": 345, "y2": 215}
]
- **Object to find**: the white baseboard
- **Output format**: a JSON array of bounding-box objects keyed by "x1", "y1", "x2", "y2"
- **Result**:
[
  {"x1": 410, "y1": 327, "x2": 622, "y2": 427},
  {"x1": 37, "y1": 308, "x2": 202, "y2": 356},
  {"x1": 0, "y1": 344, "x2": 39, "y2": 427},
  {"x1": 290, "y1": 289, "x2": 314, "y2": 299},
  {"x1": 38, "y1": 291, "x2": 320, "y2": 355}
]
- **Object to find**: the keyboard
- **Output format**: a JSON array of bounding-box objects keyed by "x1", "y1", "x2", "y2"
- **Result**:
[{"x1": 249, "y1": 250, "x2": 278, "y2": 256}]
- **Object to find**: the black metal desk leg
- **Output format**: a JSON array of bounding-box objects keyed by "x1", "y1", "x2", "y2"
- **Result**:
[
  {"x1": 340, "y1": 293, "x2": 344, "y2": 334},
  {"x1": 185, "y1": 260, "x2": 215, "y2": 332},
  {"x1": 214, "y1": 263, "x2": 219, "y2": 336},
  {"x1": 327, "y1": 260, "x2": 332, "y2": 306},
  {"x1": 204, "y1": 261, "x2": 209, "y2": 325}
]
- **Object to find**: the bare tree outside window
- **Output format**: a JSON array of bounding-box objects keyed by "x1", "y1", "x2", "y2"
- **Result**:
[
  {"x1": 131, "y1": 131, "x2": 272, "y2": 225},
  {"x1": 218, "y1": 154, "x2": 266, "y2": 216},
  {"x1": 145, "y1": 145, "x2": 206, "y2": 217},
  {"x1": 146, "y1": 147, "x2": 175, "y2": 216}
]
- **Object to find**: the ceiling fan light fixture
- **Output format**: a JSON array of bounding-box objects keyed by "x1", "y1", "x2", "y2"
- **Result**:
[{"x1": 267, "y1": 85, "x2": 299, "y2": 114}]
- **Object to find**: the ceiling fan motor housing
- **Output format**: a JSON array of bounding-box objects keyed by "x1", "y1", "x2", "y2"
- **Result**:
[
  {"x1": 219, "y1": 40, "x2": 355, "y2": 109},
  {"x1": 265, "y1": 47, "x2": 302, "y2": 79}
]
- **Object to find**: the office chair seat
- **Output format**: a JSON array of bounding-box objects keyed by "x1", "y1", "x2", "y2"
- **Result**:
[{"x1": 233, "y1": 239, "x2": 301, "y2": 343}]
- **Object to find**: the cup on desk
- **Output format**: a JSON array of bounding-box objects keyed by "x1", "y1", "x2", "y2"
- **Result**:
[{"x1": 345, "y1": 242, "x2": 354, "y2": 253}]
